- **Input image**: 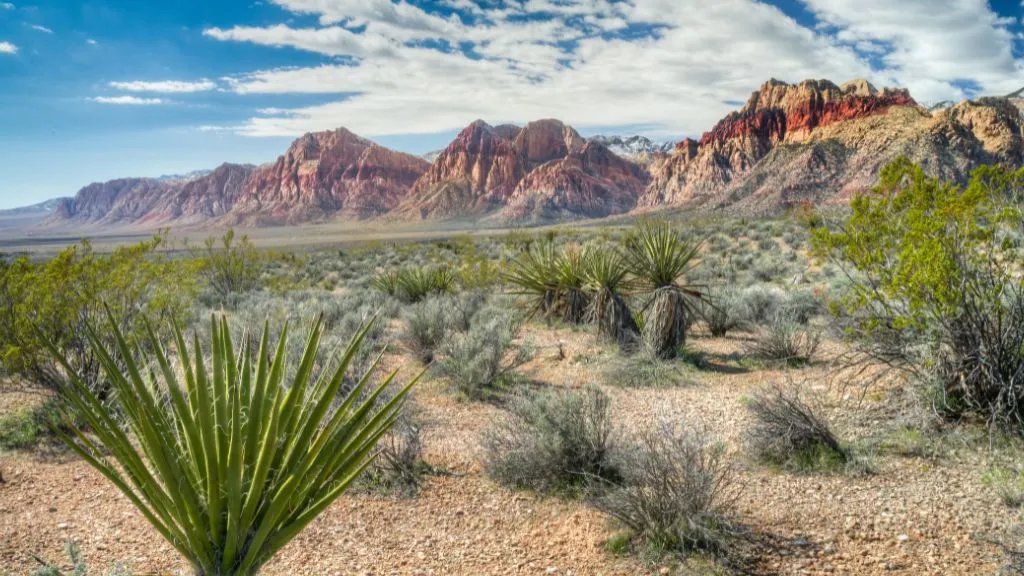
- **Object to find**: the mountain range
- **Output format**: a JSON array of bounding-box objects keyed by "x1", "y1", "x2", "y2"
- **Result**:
[{"x1": 34, "y1": 77, "x2": 1024, "y2": 229}]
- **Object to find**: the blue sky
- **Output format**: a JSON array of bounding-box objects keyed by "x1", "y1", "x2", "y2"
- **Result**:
[{"x1": 1, "y1": 0, "x2": 1023, "y2": 209}]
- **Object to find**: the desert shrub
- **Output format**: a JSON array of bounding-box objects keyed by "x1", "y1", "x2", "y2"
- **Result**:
[
  {"x1": 437, "y1": 314, "x2": 534, "y2": 400},
  {"x1": 813, "y1": 158, "x2": 1024, "y2": 434},
  {"x1": 480, "y1": 385, "x2": 618, "y2": 495},
  {"x1": 701, "y1": 288, "x2": 743, "y2": 337},
  {"x1": 744, "y1": 383, "x2": 847, "y2": 472},
  {"x1": 982, "y1": 467, "x2": 1024, "y2": 508},
  {"x1": 45, "y1": 314, "x2": 414, "y2": 575},
  {"x1": 624, "y1": 221, "x2": 707, "y2": 359},
  {"x1": 361, "y1": 400, "x2": 428, "y2": 497},
  {"x1": 0, "y1": 234, "x2": 198, "y2": 394},
  {"x1": 785, "y1": 289, "x2": 824, "y2": 324},
  {"x1": 601, "y1": 349, "x2": 695, "y2": 388},
  {"x1": 399, "y1": 297, "x2": 452, "y2": 365},
  {"x1": 191, "y1": 228, "x2": 262, "y2": 304},
  {"x1": 743, "y1": 312, "x2": 821, "y2": 366},
  {"x1": 0, "y1": 399, "x2": 65, "y2": 450},
  {"x1": 736, "y1": 284, "x2": 785, "y2": 327},
  {"x1": 372, "y1": 266, "x2": 455, "y2": 304},
  {"x1": 592, "y1": 421, "x2": 739, "y2": 557},
  {"x1": 448, "y1": 289, "x2": 489, "y2": 332}
]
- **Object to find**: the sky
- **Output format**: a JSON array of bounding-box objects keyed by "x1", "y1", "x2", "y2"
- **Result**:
[{"x1": 1, "y1": 0, "x2": 1024, "y2": 209}]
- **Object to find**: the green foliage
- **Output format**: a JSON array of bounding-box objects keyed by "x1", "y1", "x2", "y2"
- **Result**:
[
  {"x1": 191, "y1": 229, "x2": 262, "y2": 304},
  {"x1": 44, "y1": 312, "x2": 416, "y2": 575},
  {"x1": 504, "y1": 240, "x2": 589, "y2": 324},
  {"x1": 372, "y1": 266, "x2": 455, "y2": 303},
  {"x1": 0, "y1": 399, "x2": 64, "y2": 450},
  {"x1": 813, "y1": 158, "x2": 1024, "y2": 433},
  {"x1": 582, "y1": 246, "x2": 640, "y2": 349},
  {"x1": 0, "y1": 233, "x2": 198, "y2": 392},
  {"x1": 812, "y1": 158, "x2": 1024, "y2": 330}
]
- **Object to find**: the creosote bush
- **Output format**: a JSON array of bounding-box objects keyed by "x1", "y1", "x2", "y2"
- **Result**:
[
  {"x1": 592, "y1": 421, "x2": 740, "y2": 558},
  {"x1": 45, "y1": 312, "x2": 415, "y2": 576},
  {"x1": 744, "y1": 383, "x2": 847, "y2": 472},
  {"x1": 480, "y1": 385, "x2": 618, "y2": 495}
]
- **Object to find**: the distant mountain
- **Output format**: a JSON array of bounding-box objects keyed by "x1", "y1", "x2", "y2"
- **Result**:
[
  {"x1": 393, "y1": 119, "x2": 648, "y2": 222},
  {"x1": 587, "y1": 135, "x2": 674, "y2": 163},
  {"x1": 155, "y1": 169, "x2": 213, "y2": 183},
  {"x1": 640, "y1": 78, "x2": 1024, "y2": 213},
  {"x1": 0, "y1": 197, "x2": 67, "y2": 216},
  {"x1": 40, "y1": 76, "x2": 1024, "y2": 229}
]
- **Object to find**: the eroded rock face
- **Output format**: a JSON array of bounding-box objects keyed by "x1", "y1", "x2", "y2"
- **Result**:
[
  {"x1": 640, "y1": 78, "x2": 1024, "y2": 213},
  {"x1": 399, "y1": 119, "x2": 647, "y2": 221},
  {"x1": 229, "y1": 128, "x2": 430, "y2": 225},
  {"x1": 395, "y1": 120, "x2": 524, "y2": 219},
  {"x1": 504, "y1": 141, "x2": 649, "y2": 222},
  {"x1": 48, "y1": 178, "x2": 177, "y2": 226}
]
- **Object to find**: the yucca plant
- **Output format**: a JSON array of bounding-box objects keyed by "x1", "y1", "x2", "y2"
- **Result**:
[
  {"x1": 554, "y1": 245, "x2": 589, "y2": 325},
  {"x1": 582, "y1": 246, "x2": 639, "y2": 350},
  {"x1": 504, "y1": 240, "x2": 562, "y2": 319},
  {"x1": 43, "y1": 311, "x2": 416, "y2": 575},
  {"x1": 397, "y1": 266, "x2": 455, "y2": 303},
  {"x1": 371, "y1": 270, "x2": 401, "y2": 297},
  {"x1": 623, "y1": 222, "x2": 707, "y2": 359}
]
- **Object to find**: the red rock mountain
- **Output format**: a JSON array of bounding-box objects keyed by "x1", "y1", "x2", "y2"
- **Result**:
[
  {"x1": 640, "y1": 78, "x2": 1024, "y2": 212},
  {"x1": 226, "y1": 128, "x2": 430, "y2": 225},
  {"x1": 395, "y1": 119, "x2": 649, "y2": 221},
  {"x1": 47, "y1": 166, "x2": 253, "y2": 227}
]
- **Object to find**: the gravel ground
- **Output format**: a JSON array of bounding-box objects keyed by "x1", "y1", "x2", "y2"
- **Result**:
[{"x1": 0, "y1": 328, "x2": 1019, "y2": 575}]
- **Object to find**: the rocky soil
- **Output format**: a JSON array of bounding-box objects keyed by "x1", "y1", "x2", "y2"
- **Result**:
[{"x1": 1, "y1": 326, "x2": 1018, "y2": 575}]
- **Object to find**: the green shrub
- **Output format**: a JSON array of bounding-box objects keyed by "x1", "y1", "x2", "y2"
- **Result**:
[
  {"x1": 480, "y1": 385, "x2": 618, "y2": 495},
  {"x1": 813, "y1": 158, "x2": 1024, "y2": 434},
  {"x1": 0, "y1": 234, "x2": 198, "y2": 394},
  {"x1": 45, "y1": 313, "x2": 415, "y2": 575},
  {"x1": 0, "y1": 399, "x2": 65, "y2": 450},
  {"x1": 372, "y1": 266, "x2": 455, "y2": 304},
  {"x1": 190, "y1": 228, "x2": 262, "y2": 305}
]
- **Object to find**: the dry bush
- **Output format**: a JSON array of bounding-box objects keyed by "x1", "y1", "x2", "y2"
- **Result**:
[
  {"x1": 399, "y1": 297, "x2": 452, "y2": 365},
  {"x1": 744, "y1": 382, "x2": 848, "y2": 472},
  {"x1": 743, "y1": 312, "x2": 821, "y2": 366},
  {"x1": 480, "y1": 385, "x2": 618, "y2": 495},
  {"x1": 592, "y1": 421, "x2": 740, "y2": 557}
]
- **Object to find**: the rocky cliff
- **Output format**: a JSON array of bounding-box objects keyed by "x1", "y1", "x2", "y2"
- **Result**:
[
  {"x1": 640, "y1": 78, "x2": 1024, "y2": 212},
  {"x1": 397, "y1": 119, "x2": 648, "y2": 221},
  {"x1": 227, "y1": 128, "x2": 430, "y2": 225}
]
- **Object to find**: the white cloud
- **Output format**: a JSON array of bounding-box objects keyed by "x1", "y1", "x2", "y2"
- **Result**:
[
  {"x1": 109, "y1": 79, "x2": 217, "y2": 93},
  {"x1": 800, "y1": 0, "x2": 1024, "y2": 100},
  {"x1": 86, "y1": 38, "x2": 97, "y2": 45},
  {"x1": 0, "y1": 41, "x2": 16, "y2": 54},
  {"x1": 91, "y1": 96, "x2": 166, "y2": 105},
  {"x1": 0, "y1": 3, "x2": 13, "y2": 9},
  {"x1": 29, "y1": 24, "x2": 53, "y2": 34},
  {"x1": 202, "y1": 0, "x2": 1023, "y2": 138}
]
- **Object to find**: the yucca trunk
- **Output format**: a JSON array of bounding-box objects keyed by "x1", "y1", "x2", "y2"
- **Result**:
[
  {"x1": 644, "y1": 287, "x2": 691, "y2": 359},
  {"x1": 592, "y1": 288, "x2": 640, "y2": 351}
]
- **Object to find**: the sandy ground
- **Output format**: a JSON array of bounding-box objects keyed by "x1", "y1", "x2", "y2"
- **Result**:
[{"x1": 1, "y1": 328, "x2": 1019, "y2": 575}]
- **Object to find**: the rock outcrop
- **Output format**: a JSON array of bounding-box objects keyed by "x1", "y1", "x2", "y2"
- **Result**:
[
  {"x1": 398, "y1": 119, "x2": 647, "y2": 221},
  {"x1": 227, "y1": 128, "x2": 430, "y2": 225},
  {"x1": 640, "y1": 78, "x2": 1024, "y2": 212}
]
